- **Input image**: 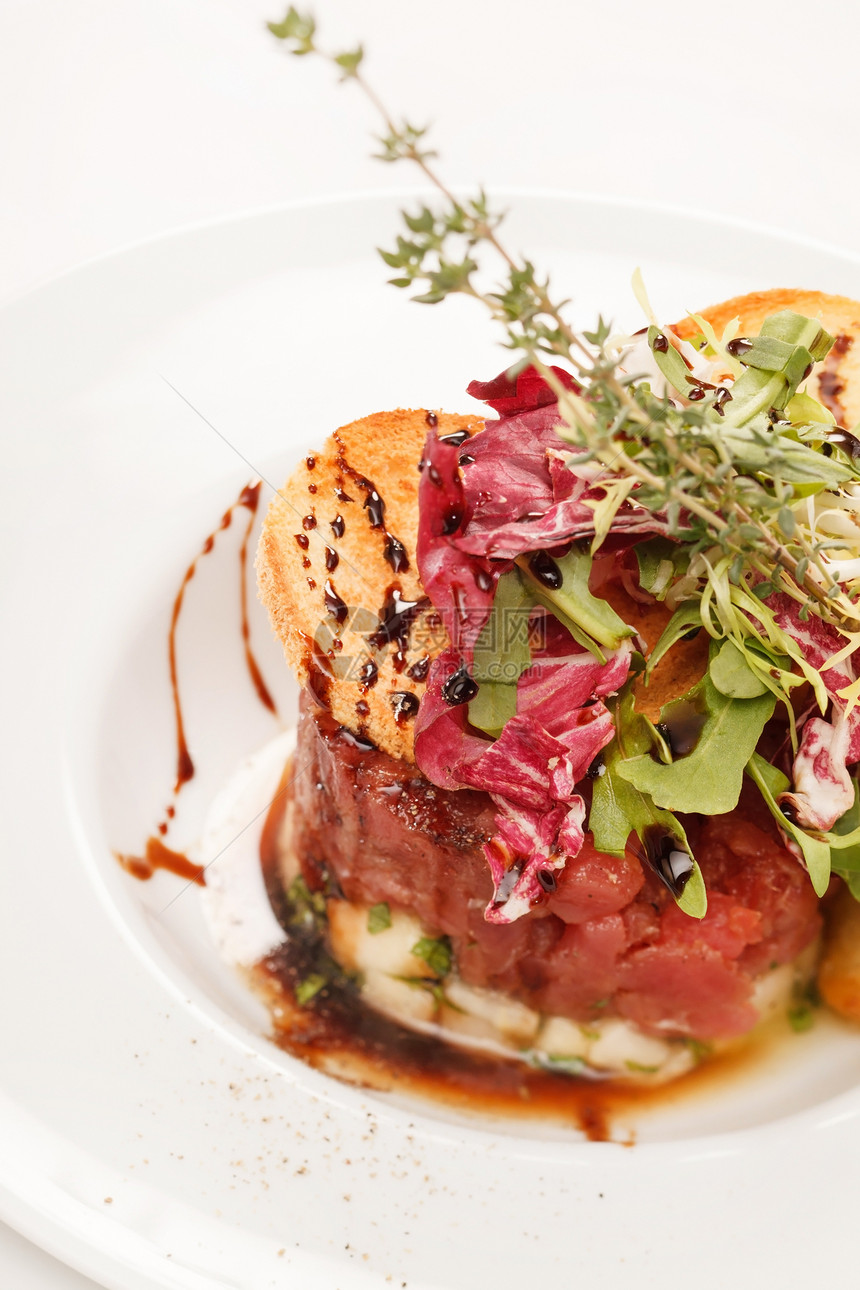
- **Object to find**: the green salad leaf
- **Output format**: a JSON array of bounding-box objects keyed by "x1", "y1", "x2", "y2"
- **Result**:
[
  {"x1": 708, "y1": 639, "x2": 770, "y2": 699},
  {"x1": 744, "y1": 753, "x2": 832, "y2": 897},
  {"x1": 590, "y1": 689, "x2": 706, "y2": 918},
  {"x1": 519, "y1": 544, "x2": 634, "y2": 652},
  {"x1": 617, "y1": 657, "x2": 775, "y2": 816},
  {"x1": 469, "y1": 569, "x2": 532, "y2": 737}
]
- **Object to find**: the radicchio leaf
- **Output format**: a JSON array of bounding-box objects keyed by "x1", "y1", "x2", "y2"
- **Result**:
[
  {"x1": 484, "y1": 799, "x2": 586, "y2": 925},
  {"x1": 466, "y1": 363, "x2": 578, "y2": 416},
  {"x1": 779, "y1": 713, "x2": 855, "y2": 832},
  {"x1": 413, "y1": 365, "x2": 641, "y2": 925},
  {"x1": 766, "y1": 592, "x2": 860, "y2": 813}
]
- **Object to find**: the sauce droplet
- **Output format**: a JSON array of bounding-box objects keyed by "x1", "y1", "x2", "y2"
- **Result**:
[
  {"x1": 331, "y1": 514, "x2": 346, "y2": 538},
  {"x1": 528, "y1": 550, "x2": 563, "y2": 590},
  {"x1": 441, "y1": 665, "x2": 479, "y2": 707},
  {"x1": 384, "y1": 533, "x2": 410, "y2": 573},
  {"x1": 368, "y1": 590, "x2": 427, "y2": 656},
  {"x1": 391, "y1": 691, "x2": 420, "y2": 724},
  {"x1": 324, "y1": 580, "x2": 349, "y2": 624},
  {"x1": 661, "y1": 701, "x2": 706, "y2": 757},
  {"x1": 441, "y1": 507, "x2": 464, "y2": 536},
  {"x1": 406, "y1": 655, "x2": 431, "y2": 682},
  {"x1": 364, "y1": 489, "x2": 385, "y2": 529},
  {"x1": 325, "y1": 546, "x2": 339, "y2": 572},
  {"x1": 359, "y1": 659, "x2": 379, "y2": 690},
  {"x1": 640, "y1": 827, "x2": 693, "y2": 897}
]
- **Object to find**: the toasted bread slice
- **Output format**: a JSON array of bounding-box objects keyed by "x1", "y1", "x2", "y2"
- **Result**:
[
  {"x1": 673, "y1": 288, "x2": 860, "y2": 427},
  {"x1": 256, "y1": 408, "x2": 481, "y2": 762}
]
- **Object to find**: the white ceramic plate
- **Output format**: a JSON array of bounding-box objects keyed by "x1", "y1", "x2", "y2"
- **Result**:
[{"x1": 5, "y1": 193, "x2": 860, "y2": 1290}]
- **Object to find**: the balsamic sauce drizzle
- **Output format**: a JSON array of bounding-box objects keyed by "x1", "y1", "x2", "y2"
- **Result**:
[
  {"x1": 116, "y1": 480, "x2": 277, "y2": 886},
  {"x1": 368, "y1": 588, "x2": 428, "y2": 672},
  {"x1": 334, "y1": 433, "x2": 411, "y2": 573}
]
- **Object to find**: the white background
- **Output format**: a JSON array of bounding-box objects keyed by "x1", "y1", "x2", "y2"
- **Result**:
[{"x1": 3, "y1": 0, "x2": 859, "y2": 1284}]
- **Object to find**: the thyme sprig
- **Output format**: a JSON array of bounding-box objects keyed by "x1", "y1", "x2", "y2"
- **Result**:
[{"x1": 268, "y1": 8, "x2": 860, "y2": 646}]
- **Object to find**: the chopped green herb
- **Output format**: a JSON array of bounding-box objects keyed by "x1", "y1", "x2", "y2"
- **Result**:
[
  {"x1": 788, "y1": 1004, "x2": 815, "y2": 1033},
  {"x1": 685, "y1": 1038, "x2": 714, "y2": 1064},
  {"x1": 411, "y1": 935, "x2": 452, "y2": 977},
  {"x1": 294, "y1": 973, "x2": 327, "y2": 1006},
  {"x1": 523, "y1": 1050, "x2": 589, "y2": 1077},
  {"x1": 286, "y1": 875, "x2": 327, "y2": 931},
  {"x1": 367, "y1": 902, "x2": 392, "y2": 935}
]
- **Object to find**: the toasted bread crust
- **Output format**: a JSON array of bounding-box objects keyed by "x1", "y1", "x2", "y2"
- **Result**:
[
  {"x1": 673, "y1": 288, "x2": 860, "y2": 427},
  {"x1": 256, "y1": 408, "x2": 482, "y2": 762}
]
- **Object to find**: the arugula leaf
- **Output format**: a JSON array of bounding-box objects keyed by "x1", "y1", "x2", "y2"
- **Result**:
[
  {"x1": 590, "y1": 689, "x2": 706, "y2": 918},
  {"x1": 647, "y1": 325, "x2": 694, "y2": 395},
  {"x1": 709, "y1": 639, "x2": 770, "y2": 699},
  {"x1": 367, "y1": 902, "x2": 392, "y2": 934},
  {"x1": 646, "y1": 600, "x2": 703, "y2": 674},
  {"x1": 617, "y1": 668, "x2": 774, "y2": 816},
  {"x1": 469, "y1": 569, "x2": 531, "y2": 736},
  {"x1": 519, "y1": 544, "x2": 633, "y2": 651},
  {"x1": 472, "y1": 570, "x2": 532, "y2": 684},
  {"x1": 829, "y1": 787, "x2": 860, "y2": 855},
  {"x1": 820, "y1": 785, "x2": 860, "y2": 899},
  {"x1": 468, "y1": 680, "x2": 517, "y2": 738},
  {"x1": 745, "y1": 753, "x2": 831, "y2": 897}
]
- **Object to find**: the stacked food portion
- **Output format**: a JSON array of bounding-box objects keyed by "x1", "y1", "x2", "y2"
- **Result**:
[{"x1": 257, "y1": 289, "x2": 860, "y2": 1082}]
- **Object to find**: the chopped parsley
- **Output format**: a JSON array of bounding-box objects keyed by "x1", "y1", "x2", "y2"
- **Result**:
[
  {"x1": 367, "y1": 902, "x2": 392, "y2": 934},
  {"x1": 411, "y1": 935, "x2": 452, "y2": 977},
  {"x1": 294, "y1": 973, "x2": 327, "y2": 1006}
]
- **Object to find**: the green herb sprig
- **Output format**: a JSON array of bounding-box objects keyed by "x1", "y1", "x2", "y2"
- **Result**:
[{"x1": 268, "y1": 7, "x2": 860, "y2": 647}]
